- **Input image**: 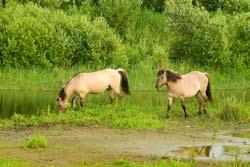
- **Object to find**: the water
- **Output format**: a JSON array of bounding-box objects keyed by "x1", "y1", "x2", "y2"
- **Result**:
[
  {"x1": 0, "y1": 90, "x2": 57, "y2": 118},
  {"x1": 0, "y1": 89, "x2": 249, "y2": 119},
  {"x1": 174, "y1": 145, "x2": 250, "y2": 161}
]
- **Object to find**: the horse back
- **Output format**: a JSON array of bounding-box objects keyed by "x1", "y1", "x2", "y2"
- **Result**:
[
  {"x1": 168, "y1": 71, "x2": 208, "y2": 98},
  {"x1": 73, "y1": 69, "x2": 120, "y2": 93}
]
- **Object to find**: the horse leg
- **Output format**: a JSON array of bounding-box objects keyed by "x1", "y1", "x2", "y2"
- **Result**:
[
  {"x1": 78, "y1": 93, "x2": 86, "y2": 107},
  {"x1": 108, "y1": 89, "x2": 117, "y2": 104},
  {"x1": 180, "y1": 98, "x2": 188, "y2": 119},
  {"x1": 200, "y1": 91, "x2": 208, "y2": 114},
  {"x1": 165, "y1": 96, "x2": 173, "y2": 119},
  {"x1": 195, "y1": 92, "x2": 203, "y2": 115},
  {"x1": 71, "y1": 95, "x2": 79, "y2": 109}
]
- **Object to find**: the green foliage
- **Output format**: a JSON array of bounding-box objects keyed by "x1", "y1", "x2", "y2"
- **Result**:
[
  {"x1": 0, "y1": 3, "x2": 127, "y2": 68},
  {"x1": 25, "y1": 133, "x2": 48, "y2": 148},
  {"x1": 125, "y1": 9, "x2": 169, "y2": 65},
  {"x1": 1, "y1": 0, "x2": 249, "y2": 69},
  {"x1": 165, "y1": 0, "x2": 249, "y2": 68},
  {"x1": 220, "y1": 97, "x2": 249, "y2": 123},
  {"x1": 0, "y1": 157, "x2": 30, "y2": 167},
  {"x1": 96, "y1": 0, "x2": 142, "y2": 36},
  {"x1": 107, "y1": 159, "x2": 193, "y2": 167},
  {"x1": 142, "y1": 0, "x2": 165, "y2": 12},
  {"x1": 228, "y1": 13, "x2": 250, "y2": 67},
  {"x1": 193, "y1": 0, "x2": 250, "y2": 13},
  {"x1": 220, "y1": 0, "x2": 250, "y2": 13}
]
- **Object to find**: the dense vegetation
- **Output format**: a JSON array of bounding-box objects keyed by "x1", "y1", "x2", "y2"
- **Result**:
[{"x1": 0, "y1": 0, "x2": 249, "y2": 68}]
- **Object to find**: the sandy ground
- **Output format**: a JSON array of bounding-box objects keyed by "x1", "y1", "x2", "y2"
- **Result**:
[{"x1": 0, "y1": 126, "x2": 249, "y2": 167}]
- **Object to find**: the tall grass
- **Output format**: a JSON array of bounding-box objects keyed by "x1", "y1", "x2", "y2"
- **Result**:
[{"x1": 0, "y1": 62, "x2": 249, "y2": 91}]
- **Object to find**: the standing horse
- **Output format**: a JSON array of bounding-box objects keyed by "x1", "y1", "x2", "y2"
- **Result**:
[
  {"x1": 155, "y1": 70, "x2": 212, "y2": 119},
  {"x1": 57, "y1": 68, "x2": 130, "y2": 112}
]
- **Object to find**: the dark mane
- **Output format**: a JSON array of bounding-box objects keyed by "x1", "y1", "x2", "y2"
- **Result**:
[
  {"x1": 58, "y1": 88, "x2": 66, "y2": 100},
  {"x1": 166, "y1": 70, "x2": 181, "y2": 82},
  {"x1": 157, "y1": 70, "x2": 165, "y2": 77},
  {"x1": 58, "y1": 72, "x2": 81, "y2": 101}
]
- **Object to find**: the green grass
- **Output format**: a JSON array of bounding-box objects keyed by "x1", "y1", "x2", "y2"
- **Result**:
[
  {"x1": 0, "y1": 157, "x2": 248, "y2": 167},
  {"x1": 79, "y1": 159, "x2": 250, "y2": 167},
  {"x1": 25, "y1": 133, "x2": 48, "y2": 149},
  {"x1": 0, "y1": 157, "x2": 30, "y2": 167},
  {"x1": 0, "y1": 62, "x2": 249, "y2": 130},
  {"x1": 0, "y1": 62, "x2": 249, "y2": 91},
  {"x1": 81, "y1": 159, "x2": 193, "y2": 167},
  {"x1": 0, "y1": 95, "x2": 249, "y2": 130}
]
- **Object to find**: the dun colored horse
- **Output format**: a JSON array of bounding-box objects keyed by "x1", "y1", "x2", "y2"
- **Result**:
[
  {"x1": 57, "y1": 68, "x2": 130, "y2": 112},
  {"x1": 155, "y1": 70, "x2": 212, "y2": 118}
]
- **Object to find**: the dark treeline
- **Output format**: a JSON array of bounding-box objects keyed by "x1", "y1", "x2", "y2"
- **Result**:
[{"x1": 0, "y1": 0, "x2": 249, "y2": 68}]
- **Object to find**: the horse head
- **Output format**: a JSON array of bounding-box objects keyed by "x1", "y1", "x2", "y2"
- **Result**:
[
  {"x1": 57, "y1": 88, "x2": 68, "y2": 112},
  {"x1": 155, "y1": 69, "x2": 168, "y2": 91}
]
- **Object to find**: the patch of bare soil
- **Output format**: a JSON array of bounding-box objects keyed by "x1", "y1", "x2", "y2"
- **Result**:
[{"x1": 0, "y1": 126, "x2": 249, "y2": 167}]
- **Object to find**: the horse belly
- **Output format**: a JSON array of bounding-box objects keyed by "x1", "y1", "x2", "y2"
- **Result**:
[
  {"x1": 179, "y1": 79, "x2": 200, "y2": 98},
  {"x1": 86, "y1": 80, "x2": 109, "y2": 93}
]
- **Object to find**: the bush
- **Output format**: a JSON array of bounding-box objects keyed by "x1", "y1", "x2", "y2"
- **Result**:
[
  {"x1": 142, "y1": 0, "x2": 165, "y2": 12},
  {"x1": 0, "y1": 3, "x2": 127, "y2": 68},
  {"x1": 193, "y1": 0, "x2": 250, "y2": 13},
  {"x1": 125, "y1": 9, "x2": 169, "y2": 65},
  {"x1": 228, "y1": 13, "x2": 250, "y2": 67},
  {"x1": 165, "y1": 0, "x2": 249, "y2": 68},
  {"x1": 96, "y1": 0, "x2": 142, "y2": 36}
]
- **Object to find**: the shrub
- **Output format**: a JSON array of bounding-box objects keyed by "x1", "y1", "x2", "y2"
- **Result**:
[
  {"x1": 25, "y1": 133, "x2": 48, "y2": 148},
  {"x1": 165, "y1": 0, "x2": 249, "y2": 68},
  {"x1": 142, "y1": 0, "x2": 165, "y2": 12},
  {"x1": 193, "y1": 0, "x2": 250, "y2": 13},
  {"x1": 96, "y1": 0, "x2": 142, "y2": 36},
  {"x1": 228, "y1": 13, "x2": 250, "y2": 68},
  {"x1": 125, "y1": 9, "x2": 169, "y2": 65},
  {"x1": 0, "y1": 3, "x2": 127, "y2": 68}
]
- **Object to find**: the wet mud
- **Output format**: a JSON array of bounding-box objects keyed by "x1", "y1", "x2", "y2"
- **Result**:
[{"x1": 0, "y1": 126, "x2": 249, "y2": 166}]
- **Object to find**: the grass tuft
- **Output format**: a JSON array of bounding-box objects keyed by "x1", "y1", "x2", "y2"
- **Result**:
[{"x1": 25, "y1": 133, "x2": 48, "y2": 149}]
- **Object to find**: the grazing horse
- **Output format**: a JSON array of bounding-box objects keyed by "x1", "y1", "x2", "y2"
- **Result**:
[
  {"x1": 155, "y1": 70, "x2": 212, "y2": 119},
  {"x1": 57, "y1": 68, "x2": 130, "y2": 112}
]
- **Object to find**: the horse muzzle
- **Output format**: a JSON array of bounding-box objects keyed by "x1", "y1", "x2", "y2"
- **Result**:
[{"x1": 155, "y1": 84, "x2": 160, "y2": 91}]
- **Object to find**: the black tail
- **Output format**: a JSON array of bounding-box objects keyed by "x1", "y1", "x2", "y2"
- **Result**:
[
  {"x1": 118, "y1": 70, "x2": 130, "y2": 95},
  {"x1": 205, "y1": 73, "x2": 212, "y2": 102}
]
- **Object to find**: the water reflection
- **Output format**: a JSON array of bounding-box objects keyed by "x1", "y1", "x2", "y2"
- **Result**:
[
  {"x1": 0, "y1": 90, "x2": 57, "y2": 118},
  {"x1": 175, "y1": 145, "x2": 250, "y2": 161},
  {"x1": 0, "y1": 89, "x2": 249, "y2": 118}
]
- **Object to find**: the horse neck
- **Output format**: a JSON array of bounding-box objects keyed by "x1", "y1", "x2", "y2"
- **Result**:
[
  {"x1": 166, "y1": 81, "x2": 177, "y2": 90},
  {"x1": 63, "y1": 84, "x2": 74, "y2": 102}
]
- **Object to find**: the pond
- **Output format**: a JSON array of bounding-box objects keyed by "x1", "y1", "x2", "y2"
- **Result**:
[
  {"x1": 0, "y1": 89, "x2": 249, "y2": 119},
  {"x1": 173, "y1": 144, "x2": 250, "y2": 161}
]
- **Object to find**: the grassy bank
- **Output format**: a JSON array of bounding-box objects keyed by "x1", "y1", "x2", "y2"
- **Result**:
[
  {"x1": 0, "y1": 157, "x2": 249, "y2": 167},
  {"x1": 0, "y1": 62, "x2": 249, "y2": 91},
  {"x1": 0, "y1": 62, "x2": 249, "y2": 130},
  {"x1": 0, "y1": 95, "x2": 249, "y2": 130}
]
